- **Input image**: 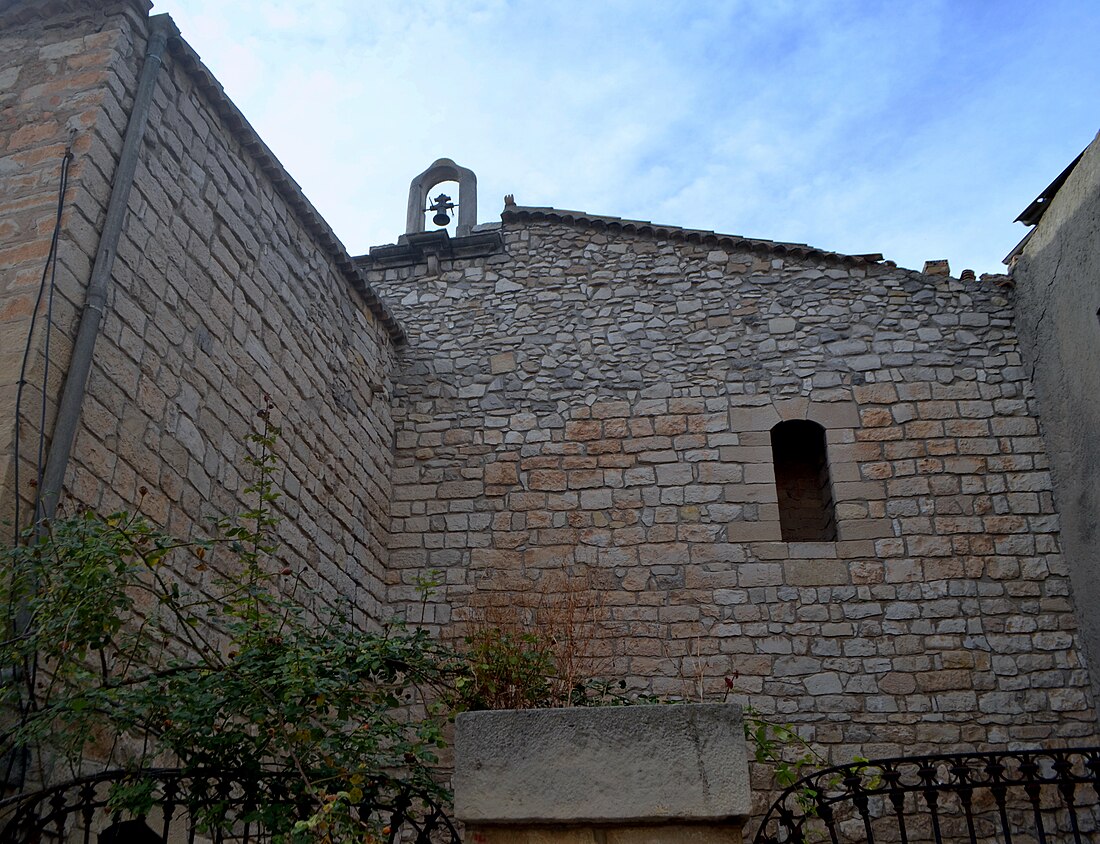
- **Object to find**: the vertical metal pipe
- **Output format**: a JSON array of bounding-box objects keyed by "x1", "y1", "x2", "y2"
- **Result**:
[
  {"x1": 1, "y1": 15, "x2": 172, "y2": 793},
  {"x1": 36, "y1": 15, "x2": 169, "y2": 522}
]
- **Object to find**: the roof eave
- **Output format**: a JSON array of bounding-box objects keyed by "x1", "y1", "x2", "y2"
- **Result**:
[{"x1": 1014, "y1": 150, "x2": 1086, "y2": 228}]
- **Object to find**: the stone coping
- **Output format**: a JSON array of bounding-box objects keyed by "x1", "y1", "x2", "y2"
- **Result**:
[
  {"x1": 454, "y1": 704, "x2": 750, "y2": 825},
  {"x1": 500, "y1": 205, "x2": 887, "y2": 267}
]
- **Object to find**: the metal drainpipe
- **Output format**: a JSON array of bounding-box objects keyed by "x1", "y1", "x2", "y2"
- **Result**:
[{"x1": 36, "y1": 15, "x2": 169, "y2": 523}]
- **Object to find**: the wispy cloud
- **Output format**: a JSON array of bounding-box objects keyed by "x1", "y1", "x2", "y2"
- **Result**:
[{"x1": 152, "y1": 0, "x2": 1100, "y2": 273}]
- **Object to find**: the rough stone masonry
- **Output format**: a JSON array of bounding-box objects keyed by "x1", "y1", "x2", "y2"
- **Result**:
[
  {"x1": 0, "y1": 0, "x2": 1096, "y2": 791},
  {"x1": 361, "y1": 208, "x2": 1097, "y2": 765},
  {"x1": 0, "y1": 0, "x2": 401, "y2": 629}
]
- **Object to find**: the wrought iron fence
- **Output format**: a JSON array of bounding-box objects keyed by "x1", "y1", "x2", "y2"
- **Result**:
[
  {"x1": 0, "y1": 767, "x2": 461, "y2": 843},
  {"x1": 753, "y1": 746, "x2": 1100, "y2": 844}
]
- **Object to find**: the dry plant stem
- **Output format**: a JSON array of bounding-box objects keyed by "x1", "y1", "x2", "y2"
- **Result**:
[
  {"x1": 658, "y1": 634, "x2": 709, "y2": 703},
  {"x1": 458, "y1": 563, "x2": 610, "y2": 708},
  {"x1": 690, "y1": 638, "x2": 709, "y2": 704},
  {"x1": 547, "y1": 568, "x2": 600, "y2": 703}
]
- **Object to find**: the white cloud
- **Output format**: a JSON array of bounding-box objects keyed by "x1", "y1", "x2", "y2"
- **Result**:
[{"x1": 151, "y1": 0, "x2": 1099, "y2": 274}]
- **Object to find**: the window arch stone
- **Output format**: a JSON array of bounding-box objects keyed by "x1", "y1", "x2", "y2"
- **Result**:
[
  {"x1": 770, "y1": 419, "x2": 837, "y2": 542},
  {"x1": 727, "y1": 397, "x2": 888, "y2": 548}
]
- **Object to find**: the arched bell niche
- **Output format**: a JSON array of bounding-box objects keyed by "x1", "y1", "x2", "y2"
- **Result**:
[{"x1": 405, "y1": 158, "x2": 478, "y2": 237}]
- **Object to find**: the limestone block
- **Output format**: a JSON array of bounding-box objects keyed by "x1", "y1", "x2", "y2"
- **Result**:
[
  {"x1": 484, "y1": 461, "x2": 518, "y2": 485},
  {"x1": 729, "y1": 403, "x2": 780, "y2": 432},
  {"x1": 726, "y1": 520, "x2": 782, "y2": 542},
  {"x1": 809, "y1": 400, "x2": 860, "y2": 428},
  {"x1": 768, "y1": 317, "x2": 796, "y2": 334},
  {"x1": 742, "y1": 462, "x2": 775, "y2": 484},
  {"x1": 774, "y1": 397, "x2": 808, "y2": 420},
  {"x1": 466, "y1": 825, "x2": 743, "y2": 844},
  {"x1": 454, "y1": 704, "x2": 751, "y2": 825},
  {"x1": 837, "y1": 518, "x2": 895, "y2": 541},
  {"x1": 783, "y1": 559, "x2": 850, "y2": 586},
  {"x1": 490, "y1": 351, "x2": 516, "y2": 373}
]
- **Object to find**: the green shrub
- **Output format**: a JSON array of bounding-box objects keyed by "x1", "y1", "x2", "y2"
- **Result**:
[{"x1": 1, "y1": 399, "x2": 457, "y2": 839}]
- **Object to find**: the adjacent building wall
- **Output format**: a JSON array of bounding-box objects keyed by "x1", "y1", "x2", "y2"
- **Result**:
[
  {"x1": 0, "y1": 2, "x2": 399, "y2": 624},
  {"x1": 1012, "y1": 129, "x2": 1100, "y2": 721},
  {"x1": 364, "y1": 215, "x2": 1097, "y2": 760},
  {"x1": 0, "y1": 0, "x2": 148, "y2": 533}
]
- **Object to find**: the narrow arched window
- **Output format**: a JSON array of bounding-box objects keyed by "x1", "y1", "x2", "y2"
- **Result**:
[{"x1": 770, "y1": 420, "x2": 837, "y2": 542}]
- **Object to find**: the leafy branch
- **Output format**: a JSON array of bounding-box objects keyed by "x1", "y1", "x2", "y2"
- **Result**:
[{"x1": 0, "y1": 397, "x2": 460, "y2": 839}]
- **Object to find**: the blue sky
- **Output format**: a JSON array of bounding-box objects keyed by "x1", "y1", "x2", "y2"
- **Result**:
[{"x1": 149, "y1": 0, "x2": 1100, "y2": 274}]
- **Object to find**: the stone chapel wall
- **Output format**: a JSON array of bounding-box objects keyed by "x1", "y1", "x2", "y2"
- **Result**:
[
  {"x1": 365, "y1": 215, "x2": 1098, "y2": 761},
  {"x1": 5, "y1": 0, "x2": 1099, "y2": 780}
]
